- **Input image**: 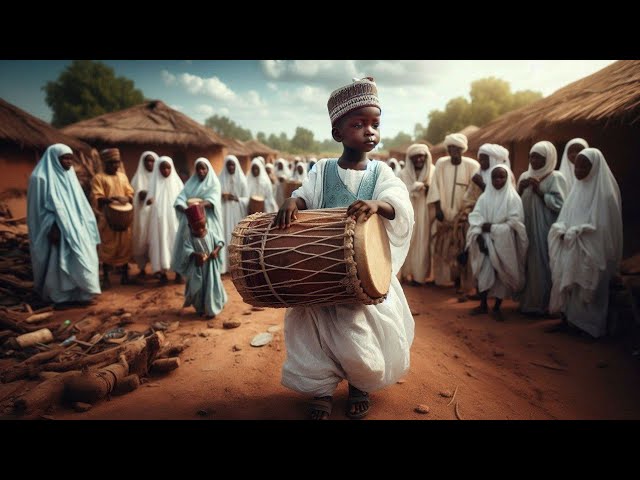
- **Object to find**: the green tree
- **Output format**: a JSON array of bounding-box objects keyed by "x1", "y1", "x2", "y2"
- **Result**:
[
  {"x1": 204, "y1": 114, "x2": 253, "y2": 141},
  {"x1": 256, "y1": 132, "x2": 267, "y2": 143},
  {"x1": 424, "y1": 77, "x2": 543, "y2": 144},
  {"x1": 425, "y1": 97, "x2": 471, "y2": 144},
  {"x1": 43, "y1": 60, "x2": 145, "y2": 127},
  {"x1": 511, "y1": 90, "x2": 543, "y2": 110},
  {"x1": 290, "y1": 127, "x2": 315, "y2": 153},
  {"x1": 414, "y1": 123, "x2": 426, "y2": 141}
]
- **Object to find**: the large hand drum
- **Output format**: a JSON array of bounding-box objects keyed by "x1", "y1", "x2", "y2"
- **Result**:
[
  {"x1": 104, "y1": 202, "x2": 133, "y2": 231},
  {"x1": 229, "y1": 208, "x2": 391, "y2": 308}
]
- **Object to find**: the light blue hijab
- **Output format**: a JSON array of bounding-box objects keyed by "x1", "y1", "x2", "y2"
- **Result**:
[{"x1": 27, "y1": 144, "x2": 101, "y2": 301}]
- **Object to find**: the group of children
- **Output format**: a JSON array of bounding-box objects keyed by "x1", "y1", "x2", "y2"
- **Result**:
[
  {"x1": 26, "y1": 75, "x2": 623, "y2": 421},
  {"x1": 394, "y1": 131, "x2": 623, "y2": 338},
  {"x1": 28, "y1": 147, "x2": 229, "y2": 319}
]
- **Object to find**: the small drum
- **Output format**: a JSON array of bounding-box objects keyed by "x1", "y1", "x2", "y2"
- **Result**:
[
  {"x1": 283, "y1": 180, "x2": 302, "y2": 199},
  {"x1": 248, "y1": 195, "x2": 265, "y2": 215},
  {"x1": 187, "y1": 197, "x2": 203, "y2": 206},
  {"x1": 104, "y1": 202, "x2": 133, "y2": 231},
  {"x1": 229, "y1": 208, "x2": 391, "y2": 308}
]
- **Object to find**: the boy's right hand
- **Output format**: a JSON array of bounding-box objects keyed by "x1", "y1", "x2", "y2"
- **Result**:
[{"x1": 273, "y1": 198, "x2": 298, "y2": 229}]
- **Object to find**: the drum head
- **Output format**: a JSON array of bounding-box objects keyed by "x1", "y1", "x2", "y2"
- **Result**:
[
  {"x1": 187, "y1": 197, "x2": 203, "y2": 206},
  {"x1": 109, "y1": 202, "x2": 133, "y2": 212},
  {"x1": 353, "y1": 214, "x2": 391, "y2": 298},
  {"x1": 250, "y1": 195, "x2": 264, "y2": 202}
]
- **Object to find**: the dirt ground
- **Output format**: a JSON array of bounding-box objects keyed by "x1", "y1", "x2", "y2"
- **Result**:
[{"x1": 2, "y1": 272, "x2": 640, "y2": 420}]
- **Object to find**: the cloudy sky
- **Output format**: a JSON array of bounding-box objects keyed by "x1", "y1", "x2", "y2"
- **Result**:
[{"x1": 0, "y1": 60, "x2": 615, "y2": 142}]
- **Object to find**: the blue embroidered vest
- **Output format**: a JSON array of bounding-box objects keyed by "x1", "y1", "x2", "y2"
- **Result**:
[{"x1": 321, "y1": 159, "x2": 381, "y2": 208}]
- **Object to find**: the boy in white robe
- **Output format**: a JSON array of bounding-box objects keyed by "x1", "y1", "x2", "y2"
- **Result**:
[{"x1": 274, "y1": 77, "x2": 414, "y2": 420}]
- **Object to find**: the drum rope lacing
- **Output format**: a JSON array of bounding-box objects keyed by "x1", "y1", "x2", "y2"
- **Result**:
[{"x1": 229, "y1": 209, "x2": 387, "y2": 308}]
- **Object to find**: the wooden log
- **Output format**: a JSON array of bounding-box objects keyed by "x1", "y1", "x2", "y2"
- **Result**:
[
  {"x1": 25, "y1": 312, "x2": 54, "y2": 324},
  {"x1": 128, "y1": 331, "x2": 165, "y2": 377},
  {"x1": 151, "y1": 357, "x2": 180, "y2": 373},
  {"x1": 112, "y1": 374, "x2": 140, "y2": 395},
  {"x1": 12, "y1": 371, "x2": 81, "y2": 414},
  {"x1": 158, "y1": 342, "x2": 190, "y2": 359},
  {"x1": 0, "y1": 274, "x2": 33, "y2": 291},
  {"x1": 65, "y1": 355, "x2": 129, "y2": 403},
  {"x1": 1, "y1": 347, "x2": 65, "y2": 383},
  {"x1": 15, "y1": 329, "x2": 54, "y2": 348},
  {"x1": 0, "y1": 314, "x2": 28, "y2": 333}
]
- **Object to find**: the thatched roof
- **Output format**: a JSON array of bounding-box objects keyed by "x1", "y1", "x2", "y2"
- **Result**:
[
  {"x1": 61, "y1": 100, "x2": 227, "y2": 148},
  {"x1": 470, "y1": 60, "x2": 640, "y2": 145},
  {"x1": 244, "y1": 139, "x2": 278, "y2": 157},
  {"x1": 0, "y1": 98, "x2": 91, "y2": 152},
  {"x1": 430, "y1": 125, "x2": 480, "y2": 156},
  {"x1": 221, "y1": 136, "x2": 252, "y2": 157}
]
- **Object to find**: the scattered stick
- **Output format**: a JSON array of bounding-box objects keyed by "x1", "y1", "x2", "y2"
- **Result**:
[
  {"x1": 530, "y1": 361, "x2": 567, "y2": 372},
  {"x1": 447, "y1": 385, "x2": 459, "y2": 406},
  {"x1": 455, "y1": 402, "x2": 464, "y2": 420}
]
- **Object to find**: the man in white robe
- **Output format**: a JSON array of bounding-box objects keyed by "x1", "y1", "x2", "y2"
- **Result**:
[
  {"x1": 427, "y1": 133, "x2": 479, "y2": 290},
  {"x1": 399, "y1": 144, "x2": 434, "y2": 285}
]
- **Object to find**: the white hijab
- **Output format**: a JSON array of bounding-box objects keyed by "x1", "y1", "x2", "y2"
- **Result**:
[
  {"x1": 478, "y1": 144, "x2": 510, "y2": 184},
  {"x1": 399, "y1": 145, "x2": 431, "y2": 184},
  {"x1": 559, "y1": 138, "x2": 589, "y2": 194},
  {"x1": 467, "y1": 164, "x2": 528, "y2": 293},
  {"x1": 147, "y1": 156, "x2": 184, "y2": 271},
  {"x1": 549, "y1": 148, "x2": 622, "y2": 310},
  {"x1": 247, "y1": 158, "x2": 278, "y2": 212},
  {"x1": 292, "y1": 163, "x2": 309, "y2": 182},
  {"x1": 470, "y1": 165, "x2": 521, "y2": 225},
  {"x1": 219, "y1": 155, "x2": 248, "y2": 195},
  {"x1": 131, "y1": 151, "x2": 158, "y2": 194},
  {"x1": 275, "y1": 158, "x2": 290, "y2": 179},
  {"x1": 520, "y1": 141, "x2": 557, "y2": 181},
  {"x1": 555, "y1": 148, "x2": 622, "y2": 266}
]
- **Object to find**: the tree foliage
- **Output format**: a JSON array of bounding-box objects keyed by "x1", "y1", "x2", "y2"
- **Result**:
[{"x1": 43, "y1": 60, "x2": 145, "y2": 127}]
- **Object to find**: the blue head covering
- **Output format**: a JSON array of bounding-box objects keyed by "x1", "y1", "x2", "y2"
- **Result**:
[{"x1": 27, "y1": 144, "x2": 101, "y2": 297}]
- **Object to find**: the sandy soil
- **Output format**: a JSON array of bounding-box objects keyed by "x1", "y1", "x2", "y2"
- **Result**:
[{"x1": 2, "y1": 274, "x2": 640, "y2": 420}]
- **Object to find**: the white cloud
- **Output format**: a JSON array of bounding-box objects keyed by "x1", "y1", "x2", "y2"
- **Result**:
[
  {"x1": 170, "y1": 104, "x2": 183, "y2": 111},
  {"x1": 278, "y1": 85, "x2": 329, "y2": 108},
  {"x1": 245, "y1": 90, "x2": 266, "y2": 107},
  {"x1": 161, "y1": 70, "x2": 177, "y2": 86},
  {"x1": 267, "y1": 82, "x2": 278, "y2": 91},
  {"x1": 219, "y1": 107, "x2": 229, "y2": 116},
  {"x1": 195, "y1": 104, "x2": 215, "y2": 116},
  {"x1": 179, "y1": 73, "x2": 237, "y2": 102}
]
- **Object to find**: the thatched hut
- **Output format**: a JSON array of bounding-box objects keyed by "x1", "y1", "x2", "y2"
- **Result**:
[
  {"x1": 243, "y1": 139, "x2": 278, "y2": 165},
  {"x1": 61, "y1": 100, "x2": 228, "y2": 180},
  {"x1": 466, "y1": 60, "x2": 640, "y2": 255},
  {"x1": 429, "y1": 126, "x2": 480, "y2": 161},
  {"x1": 220, "y1": 136, "x2": 253, "y2": 173},
  {"x1": 0, "y1": 98, "x2": 95, "y2": 217}
]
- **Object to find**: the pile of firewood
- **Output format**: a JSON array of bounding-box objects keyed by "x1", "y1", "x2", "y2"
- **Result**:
[
  {"x1": 0, "y1": 202, "x2": 42, "y2": 309},
  {"x1": 0, "y1": 307, "x2": 187, "y2": 416}
]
